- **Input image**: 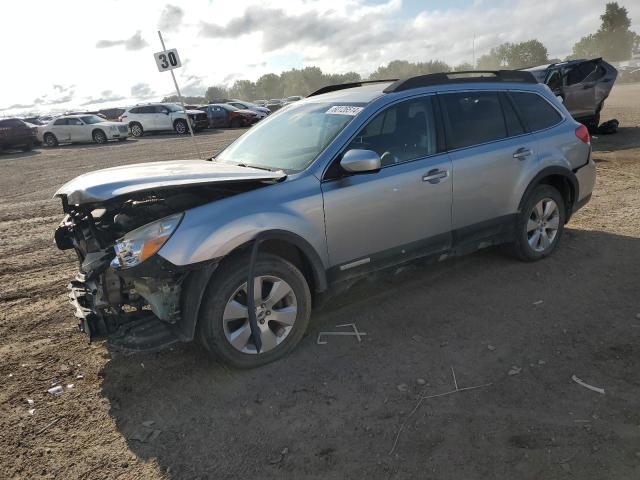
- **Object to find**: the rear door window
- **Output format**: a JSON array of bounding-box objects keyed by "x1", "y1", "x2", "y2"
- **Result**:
[
  {"x1": 54, "y1": 118, "x2": 68, "y2": 126},
  {"x1": 440, "y1": 91, "x2": 507, "y2": 149},
  {"x1": 509, "y1": 92, "x2": 562, "y2": 132}
]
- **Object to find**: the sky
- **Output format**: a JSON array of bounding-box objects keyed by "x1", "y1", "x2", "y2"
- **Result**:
[{"x1": 1, "y1": 0, "x2": 638, "y2": 116}]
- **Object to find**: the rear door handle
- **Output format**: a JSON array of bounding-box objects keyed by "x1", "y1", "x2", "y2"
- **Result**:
[
  {"x1": 422, "y1": 169, "x2": 448, "y2": 184},
  {"x1": 513, "y1": 148, "x2": 532, "y2": 160}
]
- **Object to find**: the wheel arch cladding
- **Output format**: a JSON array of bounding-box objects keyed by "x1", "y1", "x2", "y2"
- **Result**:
[
  {"x1": 519, "y1": 167, "x2": 578, "y2": 222},
  {"x1": 177, "y1": 230, "x2": 328, "y2": 342}
]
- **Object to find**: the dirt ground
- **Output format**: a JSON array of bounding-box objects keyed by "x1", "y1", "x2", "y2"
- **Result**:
[{"x1": 1, "y1": 84, "x2": 639, "y2": 480}]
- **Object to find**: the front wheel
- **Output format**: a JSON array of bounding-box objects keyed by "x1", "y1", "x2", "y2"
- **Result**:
[
  {"x1": 93, "y1": 129, "x2": 107, "y2": 144},
  {"x1": 129, "y1": 122, "x2": 143, "y2": 137},
  {"x1": 512, "y1": 185, "x2": 566, "y2": 261},
  {"x1": 198, "y1": 253, "x2": 312, "y2": 368},
  {"x1": 174, "y1": 119, "x2": 188, "y2": 134},
  {"x1": 43, "y1": 133, "x2": 58, "y2": 147}
]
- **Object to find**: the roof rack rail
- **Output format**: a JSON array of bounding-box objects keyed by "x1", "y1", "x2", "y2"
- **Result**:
[
  {"x1": 383, "y1": 70, "x2": 537, "y2": 93},
  {"x1": 308, "y1": 79, "x2": 398, "y2": 97}
]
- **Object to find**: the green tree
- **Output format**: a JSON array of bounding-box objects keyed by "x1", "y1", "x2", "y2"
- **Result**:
[
  {"x1": 570, "y1": 2, "x2": 638, "y2": 61},
  {"x1": 453, "y1": 62, "x2": 474, "y2": 71},
  {"x1": 205, "y1": 85, "x2": 229, "y2": 102},
  {"x1": 255, "y1": 73, "x2": 282, "y2": 99},
  {"x1": 477, "y1": 40, "x2": 548, "y2": 69},
  {"x1": 228, "y1": 80, "x2": 256, "y2": 100},
  {"x1": 368, "y1": 59, "x2": 450, "y2": 80}
]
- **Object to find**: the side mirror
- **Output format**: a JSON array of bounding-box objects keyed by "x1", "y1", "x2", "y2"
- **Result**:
[
  {"x1": 340, "y1": 149, "x2": 381, "y2": 174},
  {"x1": 556, "y1": 95, "x2": 564, "y2": 103}
]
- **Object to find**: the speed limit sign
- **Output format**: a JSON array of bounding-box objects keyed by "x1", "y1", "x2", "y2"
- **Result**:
[{"x1": 154, "y1": 48, "x2": 181, "y2": 72}]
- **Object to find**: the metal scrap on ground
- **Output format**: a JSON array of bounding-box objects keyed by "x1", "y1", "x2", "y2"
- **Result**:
[
  {"x1": 389, "y1": 366, "x2": 492, "y2": 456},
  {"x1": 572, "y1": 374, "x2": 605, "y2": 395},
  {"x1": 316, "y1": 323, "x2": 367, "y2": 344}
]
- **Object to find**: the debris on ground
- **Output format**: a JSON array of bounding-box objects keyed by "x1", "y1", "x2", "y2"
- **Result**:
[
  {"x1": 316, "y1": 323, "x2": 367, "y2": 345},
  {"x1": 268, "y1": 447, "x2": 289, "y2": 465},
  {"x1": 142, "y1": 420, "x2": 155, "y2": 427},
  {"x1": 508, "y1": 366, "x2": 522, "y2": 376},
  {"x1": 47, "y1": 386, "x2": 64, "y2": 396},
  {"x1": 571, "y1": 375, "x2": 605, "y2": 395},
  {"x1": 597, "y1": 119, "x2": 619, "y2": 134},
  {"x1": 416, "y1": 378, "x2": 426, "y2": 386},
  {"x1": 148, "y1": 430, "x2": 162, "y2": 443},
  {"x1": 389, "y1": 366, "x2": 492, "y2": 455},
  {"x1": 487, "y1": 344, "x2": 496, "y2": 351},
  {"x1": 533, "y1": 300, "x2": 544, "y2": 306},
  {"x1": 396, "y1": 383, "x2": 408, "y2": 392}
]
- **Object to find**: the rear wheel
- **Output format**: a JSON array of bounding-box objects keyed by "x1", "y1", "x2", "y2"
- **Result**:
[
  {"x1": 129, "y1": 122, "x2": 143, "y2": 137},
  {"x1": 93, "y1": 129, "x2": 107, "y2": 144},
  {"x1": 198, "y1": 253, "x2": 312, "y2": 368},
  {"x1": 174, "y1": 119, "x2": 188, "y2": 134},
  {"x1": 513, "y1": 185, "x2": 565, "y2": 261},
  {"x1": 43, "y1": 133, "x2": 58, "y2": 147}
]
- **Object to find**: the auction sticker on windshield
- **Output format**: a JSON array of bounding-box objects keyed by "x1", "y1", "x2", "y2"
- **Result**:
[{"x1": 326, "y1": 105, "x2": 364, "y2": 116}]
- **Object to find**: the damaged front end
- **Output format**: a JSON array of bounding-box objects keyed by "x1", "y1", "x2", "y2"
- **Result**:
[{"x1": 54, "y1": 186, "x2": 239, "y2": 352}]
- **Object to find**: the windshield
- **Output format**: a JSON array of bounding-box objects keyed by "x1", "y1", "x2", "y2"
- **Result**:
[
  {"x1": 165, "y1": 104, "x2": 183, "y2": 112},
  {"x1": 216, "y1": 101, "x2": 365, "y2": 172},
  {"x1": 80, "y1": 115, "x2": 104, "y2": 124}
]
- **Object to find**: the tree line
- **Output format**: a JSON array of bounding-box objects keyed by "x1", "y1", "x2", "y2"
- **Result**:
[{"x1": 164, "y1": 2, "x2": 638, "y2": 104}]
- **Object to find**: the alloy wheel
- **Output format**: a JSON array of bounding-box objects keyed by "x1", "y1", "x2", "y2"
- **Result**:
[
  {"x1": 131, "y1": 124, "x2": 142, "y2": 137},
  {"x1": 527, "y1": 197, "x2": 560, "y2": 253},
  {"x1": 222, "y1": 275, "x2": 298, "y2": 354}
]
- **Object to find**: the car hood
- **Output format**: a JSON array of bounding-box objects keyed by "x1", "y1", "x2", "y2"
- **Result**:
[
  {"x1": 55, "y1": 160, "x2": 286, "y2": 205},
  {"x1": 186, "y1": 109, "x2": 205, "y2": 115}
]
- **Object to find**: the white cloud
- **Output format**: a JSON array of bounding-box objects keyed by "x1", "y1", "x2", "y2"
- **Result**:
[{"x1": 0, "y1": 0, "x2": 638, "y2": 115}]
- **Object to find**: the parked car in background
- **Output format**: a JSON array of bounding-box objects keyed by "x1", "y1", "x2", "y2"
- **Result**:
[
  {"x1": 266, "y1": 99, "x2": 284, "y2": 112},
  {"x1": 283, "y1": 95, "x2": 303, "y2": 104},
  {"x1": 98, "y1": 108, "x2": 126, "y2": 121},
  {"x1": 119, "y1": 103, "x2": 208, "y2": 137},
  {"x1": 225, "y1": 99, "x2": 270, "y2": 119},
  {"x1": 254, "y1": 100, "x2": 268, "y2": 107},
  {"x1": 523, "y1": 58, "x2": 617, "y2": 131},
  {"x1": 198, "y1": 103, "x2": 259, "y2": 128},
  {"x1": 52, "y1": 70, "x2": 595, "y2": 368},
  {"x1": 40, "y1": 114, "x2": 129, "y2": 147},
  {"x1": 0, "y1": 118, "x2": 37, "y2": 152},
  {"x1": 22, "y1": 117, "x2": 48, "y2": 126}
]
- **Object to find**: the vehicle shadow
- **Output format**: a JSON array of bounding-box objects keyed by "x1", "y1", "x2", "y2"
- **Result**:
[
  {"x1": 100, "y1": 228, "x2": 640, "y2": 479},
  {"x1": 0, "y1": 149, "x2": 41, "y2": 159},
  {"x1": 591, "y1": 126, "x2": 640, "y2": 153},
  {"x1": 48, "y1": 139, "x2": 140, "y2": 150}
]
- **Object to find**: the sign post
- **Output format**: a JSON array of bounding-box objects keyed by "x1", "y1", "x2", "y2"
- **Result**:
[{"x1": 155, "y1": 31, "x2": 202, "y2": 158}]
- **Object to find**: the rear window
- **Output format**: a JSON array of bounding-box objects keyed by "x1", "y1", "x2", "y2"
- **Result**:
[
  {"x1": 441, "y1": 91, "x2": 507, "y2": 149},
  {"x1": 54, "y1": 118, "x2": 67, "y2": 126},
  {"x1": 510, "y1": 92, "x2": 562, "y2": 132}
]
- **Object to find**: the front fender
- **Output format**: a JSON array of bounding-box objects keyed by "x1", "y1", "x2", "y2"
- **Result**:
[{"x1": 158, "y1": 175, "x2": 328, "y2": 269}]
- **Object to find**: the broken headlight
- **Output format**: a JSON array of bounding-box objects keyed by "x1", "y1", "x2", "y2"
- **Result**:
[{"x1": 110, "y1": 213, "x2": 183, "y2": 269}]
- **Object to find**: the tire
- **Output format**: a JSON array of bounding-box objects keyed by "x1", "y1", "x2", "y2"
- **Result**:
[
  {"x1": 129, "y1": 122, "x2": 143, "y2": 137},
  {"x1": 513, "y1": 184, "x2": 566, "y2": 262},
  {"x1": 198, "y1": 253, "x2": 312, "y2": 368},
  {"x1": 93, "y1": 129, "x2": 107, "y2": 144},
  {"x1": 174, "y1": 119, "x2": 188, "y2": 134},
  {"x1": 43, "y1": 133, "x2": 58, "y2": 147}
]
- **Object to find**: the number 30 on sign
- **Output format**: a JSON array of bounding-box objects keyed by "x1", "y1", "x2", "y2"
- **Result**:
[{"x1": 154, "y1": 48, "x2": 181, "y2": 72}]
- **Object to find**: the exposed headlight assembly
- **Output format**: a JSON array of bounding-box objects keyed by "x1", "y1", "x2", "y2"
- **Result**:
[{"x1": 110, "y1": 213, "x2": 183, "y2": 269}]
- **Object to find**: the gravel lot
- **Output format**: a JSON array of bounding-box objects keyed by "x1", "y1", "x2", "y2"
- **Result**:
[{"x1": 1, "y1": 84, "x2": 639, "y2": 479}]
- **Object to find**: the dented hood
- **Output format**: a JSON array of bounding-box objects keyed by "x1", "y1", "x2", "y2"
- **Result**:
[{"x1": 55, "y1": 159, "x2": 285, "y2": 205}]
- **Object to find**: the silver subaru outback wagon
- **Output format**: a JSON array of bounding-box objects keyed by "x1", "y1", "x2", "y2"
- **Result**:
[{"x1": 54, "y1": 70, "x2": 596, "y2": 368}]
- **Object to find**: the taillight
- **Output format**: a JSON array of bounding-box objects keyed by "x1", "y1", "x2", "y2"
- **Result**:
[{"x1": 575, "y1": 124, "x2": 590, "y2": 144}]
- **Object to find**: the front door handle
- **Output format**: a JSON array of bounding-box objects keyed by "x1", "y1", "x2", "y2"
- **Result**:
[
  {"x1": 422, "y1": 169, "x2": 448, "y2": 184},
  {"x1": 513, "y1": 147, "x2": 532, "y2": 160}
]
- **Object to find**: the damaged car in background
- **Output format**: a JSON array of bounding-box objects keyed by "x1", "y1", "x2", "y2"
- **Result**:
[
  {"x1": 54, "y1": 70, "x2": 596, "y2": 369},
  {"x1": 523, "y1": 58, "x2": 617, "y2": 132}
]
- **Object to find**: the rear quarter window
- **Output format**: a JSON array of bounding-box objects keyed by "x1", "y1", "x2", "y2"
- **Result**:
[
  {"x1": 509, "y1": 92, "x2": 562, "y2": 132},
  {"x1": 441, "y1": 91, "x2": 507, "y2": 149}
]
